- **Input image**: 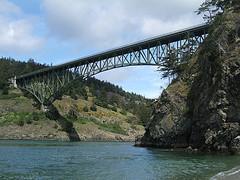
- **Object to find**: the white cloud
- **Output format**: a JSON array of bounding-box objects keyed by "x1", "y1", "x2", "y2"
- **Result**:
[
  {"x1": 0, "y1": 0, "x2": 43, "y2": 53},
  {"x1": 141, "y1": 14, "x2": 200, "y2": 36},
  {"x1": 0, "y1": 17, "x2": 43, "y2": 53},
  {"x1": 42, "y1": 0, "x2": 204, "y2": 50},
  {"x1": 42, "y1": 0, "x2": 137, "y2": 50},
  {"x1": 0, "y1": 0, "x2": 21, "y2": 15}
]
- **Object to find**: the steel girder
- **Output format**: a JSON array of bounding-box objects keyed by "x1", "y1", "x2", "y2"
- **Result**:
[{"x1": 16, "y1": 27, "x2": 208, "y2": 106}]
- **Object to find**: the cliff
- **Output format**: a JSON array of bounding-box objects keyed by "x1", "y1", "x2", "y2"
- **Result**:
[{"x1": 138, "y1": 7, "x2": 240, "y2": 153}]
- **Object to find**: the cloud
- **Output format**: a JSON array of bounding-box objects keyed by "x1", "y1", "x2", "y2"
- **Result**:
[
  {"x1": 141, "y1": 15, "x2": 199, "y2": 36},
  {"x1": 0, "y1": 0, "x2": 21, "y2": 15},
  {"x1": 42, "y1": 0, "x2": 136, "y2": 50},
  {"x1": 42, "y1": 0, "x2": 204, "y2": 51},
  {"x1": 0, "y1": 0, "x2": 43, "y2": 54}
]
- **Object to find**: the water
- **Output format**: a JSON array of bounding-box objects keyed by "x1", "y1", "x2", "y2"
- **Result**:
[{"x1": 0, "y1": 140, "x2": 239, "y2": 180}]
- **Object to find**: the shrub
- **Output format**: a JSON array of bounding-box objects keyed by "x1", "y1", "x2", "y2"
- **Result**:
[
  {"x1": 2, "y1": 86, "x2": 9, "y2": 95},
  {"x1": 26, "y1": 118, "x2": 32, "y2": 124},
  {"x1": 90, "y1": 105, "x2": 97, "y2": 111},
  {"x1": 71, "y1": 94, "x2": 78, "y2": 100},
  {"x1": 111, "y1": 106, "x2": 117, "y2": 112},
  {"x1": 95, "y1": 100, "x2": 108, "y2": 108},
  {"x1": 32, "y1": 112, "x2": 39, "y2": 121},
  {"x1": 120, "y1": 109, "x2": 127, "y2": 115},
  {"x1": 16, "y1": 120, "x2": 24, "y2": 126},
  {"x1": 127, "y1": 116, "x2": 138, "y2": 125},
  {"x1": 68, "y1": 107, "x2": 78, "y2": 119},
  {"x1": 83, "y1": 105, "x2": 89, "y2": 112},
  {"x1": 53, "y1": 124, "x2": 58, "y2": 129}
]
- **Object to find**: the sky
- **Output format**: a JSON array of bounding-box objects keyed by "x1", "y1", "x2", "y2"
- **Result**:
[{"x1": 0, "y1": 0, "x2": 204, "y2": 98}]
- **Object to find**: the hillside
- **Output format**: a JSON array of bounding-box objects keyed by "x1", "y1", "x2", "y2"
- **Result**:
[
  {"x1": 0, "y1": 58, "x2": 151, "y2": 141},
  {"x1": 0, "y1": 88, "x2": 145, "y2": 141}
]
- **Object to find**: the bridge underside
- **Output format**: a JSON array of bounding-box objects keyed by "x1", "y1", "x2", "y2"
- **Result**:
[{"x1": 16, "y1": 24, "x2": 208, "y2": 107}]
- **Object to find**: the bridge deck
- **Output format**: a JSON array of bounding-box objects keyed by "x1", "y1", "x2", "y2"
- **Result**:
[{"x1": 17, "y1": 23, "x2": 209, "y2": 80}]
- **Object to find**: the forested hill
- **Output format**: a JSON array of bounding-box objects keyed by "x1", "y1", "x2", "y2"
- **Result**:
[
  {"x1": 0, "y1": 57, "x2": 46, "y2": 89},
  {"x1": 0, "y1": 57, "x2": 152, "y2": 125}
]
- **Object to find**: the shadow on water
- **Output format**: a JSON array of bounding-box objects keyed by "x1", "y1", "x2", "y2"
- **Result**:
[
  {"x1": 143, "y1": 147, "x2": 240, "y2": 180},
  {"x1": 45, "y1": 104, "x2": 80, "y2": 141}
]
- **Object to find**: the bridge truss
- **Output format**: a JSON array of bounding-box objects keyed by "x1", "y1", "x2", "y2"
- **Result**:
[{"x1": 16, "y1": 24, "x2": 209, "y2": 108}]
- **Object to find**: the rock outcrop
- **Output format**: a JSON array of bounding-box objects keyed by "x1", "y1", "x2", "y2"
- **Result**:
[
  {"x1": 138, "y1": 7, "x2": 240, "y2": 153},
  {"x1": 140, "y1": 81, "x2": 191, "y2": 148}
]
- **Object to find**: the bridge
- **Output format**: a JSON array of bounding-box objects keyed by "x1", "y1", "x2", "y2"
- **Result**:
[{"x1": 15, "y1": 23, "x2": 209, "y2": 109}]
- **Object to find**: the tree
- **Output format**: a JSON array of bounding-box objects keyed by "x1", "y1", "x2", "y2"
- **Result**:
[
  {"x1": 196, "y1": 0, "x2": 240, "y2": 56},
  {"x1": 83, "y1": 105, "x2": 89, "y2": 112},
  {"x1": 2, "y1": 85, "x2": 9, "y2": 95},
  {"x1": 90, "y1": 105, "x2": 97, "y2": 111},
  {"x1": 0, "y1": 57, "x2": 46, "y2": 91},
  {"x1": 158, "y1": 48, "x2": 182, "y2": 79},
  {"x1": 196, "y1": 0, "x2": 236, "y2": 22}
]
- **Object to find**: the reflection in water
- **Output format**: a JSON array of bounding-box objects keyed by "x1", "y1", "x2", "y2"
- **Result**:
[
  {"x1": 0, "y1": 140, "x2": 239, "y2": 180},
  {"x1": 145, "y1": 147, "x2": 240, "y2": 179}
]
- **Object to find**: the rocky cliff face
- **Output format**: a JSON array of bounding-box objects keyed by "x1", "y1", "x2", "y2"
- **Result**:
[
  {"x1": 138, "y1": 56, "x2": 198, "y2": 148},
  {"x1": 189, "y1": 9, "x2": 240, "y2": 152},
  {"x1": 139, "y1": 81, "x2": 191, "y2": 148},
  {"x1": 138, "y1": 8, "x2": 240, "y2": 153}
]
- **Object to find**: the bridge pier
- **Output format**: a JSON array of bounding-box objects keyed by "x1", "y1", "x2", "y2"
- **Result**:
[{"x1": 9, "y1": 76, "x2": 17, "y2": 88}]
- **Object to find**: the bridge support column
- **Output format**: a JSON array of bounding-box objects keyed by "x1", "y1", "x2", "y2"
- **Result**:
[{"x1": 9, "y1": 76, "x2": 17, "y2": 88}]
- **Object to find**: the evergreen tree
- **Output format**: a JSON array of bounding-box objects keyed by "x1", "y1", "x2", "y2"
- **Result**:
[{"x1": 196, "y1": 0, "x2": 237, "y2": 22}]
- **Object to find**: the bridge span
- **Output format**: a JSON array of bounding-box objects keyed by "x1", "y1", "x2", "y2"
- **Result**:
[{"x1": 16, "y1": 23, "x2": 209, "y2": 108}]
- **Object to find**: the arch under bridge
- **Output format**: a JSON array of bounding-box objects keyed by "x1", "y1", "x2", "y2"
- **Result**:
[{"x1": 15, "y1": 23, "x2": 209, "y2": 109}]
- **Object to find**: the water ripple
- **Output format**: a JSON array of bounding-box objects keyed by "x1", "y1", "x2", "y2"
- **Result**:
[{"x1": 0, "y1": 141, "x2": 240, "y2": 180}]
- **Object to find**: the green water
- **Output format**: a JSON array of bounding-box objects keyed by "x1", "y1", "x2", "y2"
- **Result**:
[{"x1": 0, "y1": 140, "x2": 239, "y2": 180}]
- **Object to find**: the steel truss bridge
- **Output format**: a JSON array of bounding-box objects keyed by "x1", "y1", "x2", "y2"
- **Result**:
[{"x1": 15, "y1": 23, "x2": 209, "y2": 108}]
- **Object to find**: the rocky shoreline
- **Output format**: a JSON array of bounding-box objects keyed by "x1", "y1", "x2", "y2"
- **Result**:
[{"x1": 0, "y1": 123, "x2": 141, "y2": 142}]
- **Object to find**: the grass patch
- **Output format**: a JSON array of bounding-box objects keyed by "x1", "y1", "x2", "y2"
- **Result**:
[
  {"x1": 76, "y1": 116, "x2": 127, "y2": 135},
  {"x1": 77, "y1": 117, "x2": 90, "y2": 124},
  {"x1": 97, "y1": 122, "x2": 127, "y2": 135},
  {"x1": 0, "y1": 112, "x2": 46, "y2": 126},
  {"x1": 90, "y1": 118, "x2": 126, "y2": 135},
  {"x1": 0, "y1": 93, "x2": 20, "y2": 100}
]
